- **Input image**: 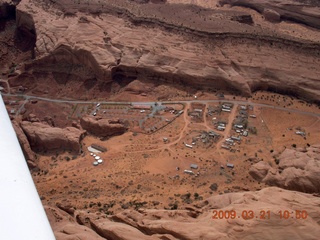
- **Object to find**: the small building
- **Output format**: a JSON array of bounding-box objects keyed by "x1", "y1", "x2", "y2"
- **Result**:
[
  {"x1": 226, "y1": 138, "x2": 234, "y2": 143},
  {"x1": 91, "y1": 144, "x2": 107, "y2": 152},
  {"x1": 231, "y1": 136, "x2": 241, "y2": 141},
  {"x1": 190, "y1": 164, "x2": 198, "y2": 169},
  {"x1": 163, "y1": 137, "x2": 168, "y2": 143},
  {"x1": 194, "y1": 109, "x2": 203, "y2": 113},
  {"x1": 295, "y1": 131, "x2": 306, "y2": 136},
  {"x1": 250, "y1": 114, "x2": 256, "y2": 118},
  {"x1": 178, "y1": 110, "x2": 184, "y2": 115},
  {"x1": 226, "y1": 163, "x2": 234, "y2": 168},
  {"x1": 222, "y1": 108, "x2": 231, "y2": 112},
  {"x1": 190, "y1": 112, "x2": 201, "y2": 118},
  {"x1": 221, "y1": 145, "x2": 230, "y2": 150},
  {"x1": 243, "y1": 130, "x2": 248, "y2": 137},
  {"x1": 240, "y1": 105, "x2": 247, "y2": 110},
  {"x1": 234, "y1": 124, "x2": 244, "y2": 129},
  {"x1": 184, "y1": 170, "x2": 194, "y2": 175},
  {"x1": 217, "y1": 126, "x2": 226, "y2": 131},
  {"x1": 208, "y1": 131, "x2": 219, "y2": 137},
  {"x1": 185, "y1": 144, "x2": 193, "y2": 149},
  {"x1": 222, "y1": 105, "x2": 231, "y2": 109}
]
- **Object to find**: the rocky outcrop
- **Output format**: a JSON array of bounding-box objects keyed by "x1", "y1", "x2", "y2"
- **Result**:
[
  {"x1": 250, "y1": 145, "x2": 320, "y2": 193},
  {"x1": 44, "y1": 206, "x2": 104, "y2": 240},
  {"x1": 47, "y1": 187, "x2": 320, "y2": 240},
  {"x1": 20, "y1": 121, "x2": 85, "y2": 153},
  {"x1": 9, "y1": 0, "x2": 320, "y2": 102},
  {"x1": 219, "y1": 0, "x2": 320, "y2": 29},
  {"x1": 12, "y1": 120, "x2": 36, "y2": 166},
  {"x1": 249, "y1": 160, "x2": 271, "y2": 182},
  {"x1": 263, "y1": 8, "x2": 281, "y2": 23},
  {"x1": 80, "y1": 116, "x2": 127, "y2": 138}
]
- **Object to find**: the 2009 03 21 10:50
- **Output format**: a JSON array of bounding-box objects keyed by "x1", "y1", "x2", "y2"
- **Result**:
[{"x1": 212, "y1": 210, "x2": 308, "y2": 220}]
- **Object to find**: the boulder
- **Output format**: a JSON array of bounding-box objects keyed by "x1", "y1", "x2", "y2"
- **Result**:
[
  {"x1": 20, "y1": 121, "x2": 85, "y2": 153},
  {"x1": 80, "y1": 116, "x2": 127, "y2": 138},
  {"x1": 263, "y1": 8, "x2": 281, "y2": 23},
  {"x1": 25, "y1": 113, "x2": 40, "y2": 122},
  {"x1": 249, "y1": 161, "x2": 271, "y2": 182}
]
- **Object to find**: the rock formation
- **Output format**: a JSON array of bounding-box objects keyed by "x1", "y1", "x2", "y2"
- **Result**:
[
  {"x1": 262, "y1": 8, "x2": 281, "y2": 23},
  {"x1": 5, "y1": 0, "x2": 319, "y2": 102},
  {"x1": 20, "y1": 121, "x2": 85, "y2": 153},
  {"x1": 80, "y1": 116, "x2": 127, "y2": 138},
  {"x1": 248, "y1": 160, "x2": 271, "y2": 182},
  {"x1": 45, "y1": 206, "x2": 104, "y2": 240},
  {"x1": 12, "y1": 120, "x2": 36, "y2": 167},
  {"x1": 219, "y1": 0, "x2": 320, "y2": 28},
  {"x1": 47, "y1": 187, "x2": 320, "y2": 240},
  {"x1": 249, "y1": 145, "x2": 320, "y2": 193}
]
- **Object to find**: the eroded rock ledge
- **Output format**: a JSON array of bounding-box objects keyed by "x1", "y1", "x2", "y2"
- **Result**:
[
  {"x1": 46, "y1": 187, "x2": 320, "y2": 240},
  {"x1": 8, "y1": 0, "x2": 320, "y2": 103}
]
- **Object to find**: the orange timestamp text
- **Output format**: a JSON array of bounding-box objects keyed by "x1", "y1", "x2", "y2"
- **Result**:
[{"x1": 212, "y1": 210, "x2": 308, "y2": 220}]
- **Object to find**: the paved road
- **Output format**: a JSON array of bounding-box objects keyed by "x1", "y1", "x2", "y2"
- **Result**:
[{"x1": 1, "y1": 92, "x2": 320, "y2": 117}]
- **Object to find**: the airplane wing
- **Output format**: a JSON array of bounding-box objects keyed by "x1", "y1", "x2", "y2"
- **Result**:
[{"x1": 0, "y1": 94, "x2": 55, "y2": 240}]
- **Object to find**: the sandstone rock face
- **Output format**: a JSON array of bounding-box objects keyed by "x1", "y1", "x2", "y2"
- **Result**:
[
  {"x1": 80, "y1": 116, "x2": 127, "y2": 138},
  {"x1": 20, "y1": 121, "x2": 85, "y2": 153},
  {"x1": 44, "y1": 206, "x2": 104, "y2": 240},
  {"x1": 47, "y1": 187, "x2": 320, "y2": 240},
  {"x1": 9, "y1": 0, "x2": 320, "y2": 102},
  {"x1": 12, "y1": 120, "x2": 36, "y2": 163},
  {"x1": 250, "y1": 145, "x2": 320, "y2": 193}
]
